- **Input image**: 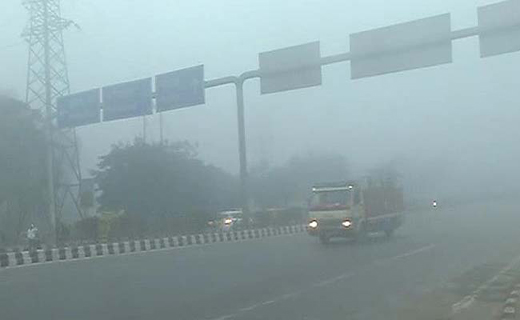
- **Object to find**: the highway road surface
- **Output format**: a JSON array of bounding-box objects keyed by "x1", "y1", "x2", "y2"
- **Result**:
[{"x1": 1, "y1": 199, "x2": 520, "y2": 320}]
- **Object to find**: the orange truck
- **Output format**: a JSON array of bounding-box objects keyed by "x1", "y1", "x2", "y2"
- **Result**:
[{"x1": 307, "y1": 178, "x2": 405, "y2": 244}]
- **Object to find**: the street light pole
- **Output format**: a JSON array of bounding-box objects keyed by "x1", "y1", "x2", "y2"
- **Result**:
[
  {"x1": 200, "y1": 24, "x2": 485, "y2": 223},
  {"x1": 235, "y1": 79, "x2": 249, "y2": 218},
  {"x1": 159, "y1": 112, "x2": 164, "y2": 145},
  {"x1": 234, "y1": 71, "x2": 260, "y2": 220},
  {"x1": 205, "y1": 76, "x2": 254, "y2": 217}
]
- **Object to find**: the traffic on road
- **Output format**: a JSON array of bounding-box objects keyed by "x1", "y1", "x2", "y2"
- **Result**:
[{"x1": 1, "y1": 0, "x2": 520, "y2": 320}]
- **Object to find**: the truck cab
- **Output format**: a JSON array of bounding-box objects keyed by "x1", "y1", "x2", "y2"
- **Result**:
[
  {"x1": 307, "y1": 183, "x2": 362, "y2": 243},
  {"x1": 307, "y1": 180, "x2": 404, "y2": 244}
]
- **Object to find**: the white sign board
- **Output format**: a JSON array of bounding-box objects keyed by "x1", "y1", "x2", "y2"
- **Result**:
[
  {"x1": 478, "y1": 0, "x2": 520, "y2": 58},
  {"x1": 102, "y1": 78, "x2": 153, "y2": 122},
  {"x1": 259, "y1": 41, "x2": 322, "y2": 94},
  {"x1": 350, "y1": 14, "x2": 452, "y2": 79},
  {"x1": 155, "y1": 65, "x2": 205, "y2": 112}
]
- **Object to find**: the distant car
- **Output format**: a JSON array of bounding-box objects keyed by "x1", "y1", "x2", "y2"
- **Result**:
[{"x1": 217, "y1": 209, "x2": 244, "y2": 232}]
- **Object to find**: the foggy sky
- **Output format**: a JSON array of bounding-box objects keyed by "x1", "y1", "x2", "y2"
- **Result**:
[{"x1": 1, "y1": 0, "x2": 519, "y2": 199}]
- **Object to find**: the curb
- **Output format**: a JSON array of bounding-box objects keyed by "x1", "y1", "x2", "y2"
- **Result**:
[
  {"x1": 0, "y1": 225, "x2": 305, "y2": 269},
  {"x1": 451, "y1": 255, "x2": 520, "y2": 317},
  {"x1": 499, "y1": 284, "x2": 520, "y2": 319}
]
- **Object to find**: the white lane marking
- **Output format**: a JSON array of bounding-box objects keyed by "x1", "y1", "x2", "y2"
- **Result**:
[
  {"x1": 236, "y1": 298, "x2": 280, "y2": 313},
  {"x1": 314, "y1": 273, "x2": 356, "y2": 287},
  {"x1": 314, "y1": 280, "x2": 335, "y2": 287},
  {"x1": 504, "y1": 306, "x2": 516, "y2": 314},
  {"x1": 383, "y1": 244, "x2": 436, "y2": 262},
  {"x1": 451, "y1": 253, "x2": 520, "y2": 314},
  {"x1": 313, "y1": 245, "x2": 435, "y2": 288},
  {"x1": 211, "y1": 314, "x2": 237, "y2": 320},
  {"x1": 451, "y1": 295, "x2": 475, "y2": 314},
  {"x1": 209, "y1": 295, "x2": 293, "y2": 320},
  {"x1": 208, "y1": 244, "x2": 435, "y2": 320},
  {"x1": 335, "y1": 273, "x2": 354, "y2": 280},
  {"x1": 238, "y1": 305, "x2": 258, "y2": 312},
  {"x1": 280, "y1": 292, "x2": 299, "y2": 300}
]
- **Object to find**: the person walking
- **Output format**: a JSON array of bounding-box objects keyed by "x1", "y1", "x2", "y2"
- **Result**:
[{"x1": 27, "y1": 224, "x2": 38, "y2": 251}]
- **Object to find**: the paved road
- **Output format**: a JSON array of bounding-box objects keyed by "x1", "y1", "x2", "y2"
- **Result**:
[{"x1": 1, "y1": 200, "x2": 520, "y2": 320}]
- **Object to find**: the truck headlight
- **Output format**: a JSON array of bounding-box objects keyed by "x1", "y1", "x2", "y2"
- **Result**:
[
  {"x1": 342, "y1": 220, "x2": 352, "y2": 228},
  {"x1": 308, "y1": 220, "x2": 318, "y2": 229}
]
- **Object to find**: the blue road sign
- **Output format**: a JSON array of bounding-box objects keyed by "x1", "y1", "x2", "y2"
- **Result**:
[
  {"x1": 155, "y1": 65, "x2": 205, "y2": 112},
  {"x1": 102, "y1": 78, "x2": 153, "y2": 122},
  {"x1": 57, "y1": 89, "x2": 101, "y2": 128}
]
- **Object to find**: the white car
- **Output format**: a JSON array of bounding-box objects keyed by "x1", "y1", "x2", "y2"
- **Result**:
[{"x1": 218, "y1": 210, "x2": 243, "y2": 232}]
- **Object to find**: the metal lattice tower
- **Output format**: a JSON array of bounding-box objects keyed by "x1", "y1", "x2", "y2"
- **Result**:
[
  {"x1": 24, "y1": 0, "x2": 72, "y2": 109},
  {"x1": 23, "y1": 0, "x2": 84, "y2": 242}
]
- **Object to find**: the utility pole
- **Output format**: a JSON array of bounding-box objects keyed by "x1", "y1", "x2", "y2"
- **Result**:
[
  {"x1": 159, "y1": 112, "x2": 164, "y2": 145},
  {"x1": 142, "y1": 116, "x2": 147, "y2": 143},
  {"x1": 23, "y1": 0, "x2": 81, "y2": 244},
  {"x1": 235, "y1": 80, "x2": 250, "y2": 220},
  {"x1": 42, "y1": 0, "x2": 57, "y2": 243}
]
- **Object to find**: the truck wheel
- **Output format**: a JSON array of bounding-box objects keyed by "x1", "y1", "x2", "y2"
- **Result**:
[{"x1": 319, "y1": 234, "x2": 330, "y2": 244}]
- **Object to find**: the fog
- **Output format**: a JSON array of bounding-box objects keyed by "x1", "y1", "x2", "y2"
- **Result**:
[{"x1": 1, "y1": 0, "x2": 519, "y2": 203}]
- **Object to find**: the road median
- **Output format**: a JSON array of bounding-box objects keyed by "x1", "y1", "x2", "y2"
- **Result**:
[{"x1": 0, "y1": 224, "x2": 305, "y2": 269}]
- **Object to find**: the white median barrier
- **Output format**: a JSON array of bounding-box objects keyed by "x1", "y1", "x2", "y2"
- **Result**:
[
  {"x1": 7, "y1": 252, "x2": 16, "y2": 266},
  {"x1": 77, "y1": 247, "x2": 85, "y2": 259},
  {"x1": 21, "y1": 251, "x2": 31, "y2": 264},
  {"x1": 122, "y1": 242, "x2": 128, "y2": 252},
  {"x1": 64, "y1": 248, "x2": 72, "y2": 260},
  {"x1": 88, "y1": 245, "x2": 96, "y2": 257},
  {"x1": 1, "y1": 224, "x2": 304, "y2": 269},
  {"x1": 51, "y1": 248, "x2": 59, "y2": 261},
  {"x1": 143, "y1": 240, "x2": 150, "y2": 251},
  {"x1": 36, "y1": 250, "x2": 45, "y2": 262}
]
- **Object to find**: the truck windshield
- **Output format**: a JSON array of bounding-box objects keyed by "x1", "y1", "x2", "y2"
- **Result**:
[{"x1": 311, "y1": 190, "x2": 351, "y2": 207}]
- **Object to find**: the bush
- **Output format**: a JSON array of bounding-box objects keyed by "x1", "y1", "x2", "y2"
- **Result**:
[
  {"x1": 253, "y1": 207, "x2": 305, "y2": 227},
  {"x1": 56, "y1": 221, "x2": 71, "y2": 245},
  {"x1": 145, "y1": 211, "x2": 212, "y2": 236},
  {"x1": 107, "y1": 214, "x2": 147, "y2": 241},
  {"x1": 74, "y1": 217, "x2": 100, "y2": 242},
  {"x1": 71, "y1": 210, "x2": 221, "y2": 243},
  {"x1": 74, "y1": 213, "x2": 150, "y2": 242}
]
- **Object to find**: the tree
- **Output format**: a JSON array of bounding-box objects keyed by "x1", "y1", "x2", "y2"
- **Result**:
[
  {"x1": 0, "y1": 96, "x2": 47, "y2": 245},
  {"x1": 94, "y1": 140, "x2": 237, "y2": 223},
  {"x1": 250, "y1": 153, "x2": 349, "y2": 208}
]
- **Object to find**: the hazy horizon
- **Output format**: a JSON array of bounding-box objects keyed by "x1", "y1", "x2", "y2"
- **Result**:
[{"x1": 1, "y1": 0, "x2": 518, "y2": 201}]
